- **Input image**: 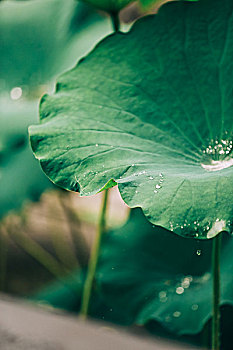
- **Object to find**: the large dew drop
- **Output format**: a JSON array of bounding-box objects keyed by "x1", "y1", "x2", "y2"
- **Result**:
[{"x1": 201, "y1": 157, "x2": 233, "y2": 171}]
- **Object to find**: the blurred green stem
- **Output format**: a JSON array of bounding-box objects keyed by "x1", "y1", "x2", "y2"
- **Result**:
[
  {"x1": 212, "y1": 233, "x2": 222, "y2": 350},
  {"x1": 50, "y1": 192, "x2": 79, "y2": 271},
  {"x1": 80, "y1": 189, "x2": 109, "y2": 318},
  {"x1": 110, "y1": 12, "x2": 120, "y2": 32},
  {"x1": 7, "y1": 225, "x2": 80, "y2": 293}
]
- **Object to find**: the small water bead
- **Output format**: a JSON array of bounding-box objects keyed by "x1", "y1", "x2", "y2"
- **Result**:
[
  {"x1": 191, "y1": 304, "x2": 199, "y2": 311},
  {"x1": 169, "y1": 222, "x2": 174, "y2": 231},
  {"x1": 10, "y1": 86, "x2": 22, "y2": 100},
  {"x1": 196, "y1": 249, "x2": 202, "y2": 256},
  {"x1": 181, "y1": 277, "x2": 191, "y2": 289},
  {"x1": 176, "y1": 286, "x2": 184, "y2": 295},
  {"x1": 159, "y1": 291, "x2": 167, "y2": 302},
  {"x1": 165, "y1": 315, "x2": 172, "y2": 323},
  {"x1": 202, "y1": 272, "x2": 211, "y2": 282},
  {"x1": 154, "y1": 190, "x2": 158, "y2": 193},
  {"x1": 95, "y1": 144, "x2": 99, "y2": 147},
  {"x1": 149, "y1": 176, "x2": 154, "y2": 180},
  {"x1": 173, "y1": 311, "x2": 181, "y2": 318},
  {"x1": 155, "y1": 184, "x2": 161, "y2": 189},
  {"x1": 160, "y1": 297, "x2": 168, "y2": 303}
]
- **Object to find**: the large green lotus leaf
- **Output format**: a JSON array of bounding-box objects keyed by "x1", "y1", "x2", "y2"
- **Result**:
[
  {"x1": 0, "y1": 99, "x2": 52, "y2": 219},
  {"x1": 89, "y1": 209, "x2": 233, "y2": 336},
  {"x1": 82, "y1": 0, "x2": 133, "y2": 12},
  {"x1": 30, "y1": 0, "x2": 233, "y2": 239}
]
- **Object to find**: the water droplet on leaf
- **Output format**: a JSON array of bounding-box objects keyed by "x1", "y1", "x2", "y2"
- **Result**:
[
  {"x1": 176, "y1": 287, "x2": 184, "y2": 295},
  {"x1": 191, "y1": 304, "x2": 199, "y2": 311}
]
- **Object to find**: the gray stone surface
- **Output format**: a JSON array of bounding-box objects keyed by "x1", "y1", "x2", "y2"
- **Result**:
[
  {"x1": 0, "y1": 328, "x2": 60, "y2": 350},
  {"x1": 0, "y1": 294, "x2": 197, "y2": 350}
]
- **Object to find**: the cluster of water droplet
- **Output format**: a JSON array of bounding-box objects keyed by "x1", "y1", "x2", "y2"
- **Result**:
[
  {"x1": 157, "y1": 272, "x2": 212, "y2": 322},
  {"x1": 202, "y1": 138, "x2": 232, "y2": 160},
  {"x1": 201, "y1": 136, "x2": 233, "y2": 171},
  {"x1": 154, "y1": 173, "x2": 164, "y2": 193},
  {"x1": 127, "y1": 168, "x2": 165, "y2": 195},
  {"x1": 157, "y1": 275, "x2": 200, "y2": 322},
  {"x1": 169, "y1": 219, "x2": 194, "y2": 233},
  {"x1": 168, "y1": 218, "x2": 232, "y2": 238}
]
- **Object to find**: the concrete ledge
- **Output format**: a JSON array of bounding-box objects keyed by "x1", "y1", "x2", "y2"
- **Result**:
[{"x1": 0, "y1": 294, "x2": 196, "y2": 350}]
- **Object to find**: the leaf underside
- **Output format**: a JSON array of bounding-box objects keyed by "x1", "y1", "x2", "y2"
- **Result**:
[{"x1": 30, "y1": 0, "x2": 233, "y2": 239}]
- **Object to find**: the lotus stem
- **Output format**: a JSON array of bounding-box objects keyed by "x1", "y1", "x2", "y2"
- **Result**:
[{"x1": 80, "y1": 189, "x2": 109, "y2": 318}]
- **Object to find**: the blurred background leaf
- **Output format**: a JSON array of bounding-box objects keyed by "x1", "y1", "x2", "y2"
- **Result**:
[
  {"x1": 0, "y1": 98, "x2": 54, "y2": 219},
  {"x1": 91, "y1": 210, "x2": 229, "y2": 332},
  {"x1": 0, "y1": 0, "x2": 112, "y2": 91},
  {"x1": 0, "y1": 0, "x2": 112, "y2": 218}
]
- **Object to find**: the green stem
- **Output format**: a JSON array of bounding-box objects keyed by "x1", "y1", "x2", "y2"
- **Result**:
[
  {"x1": 110, "y1": 12, "x2": 120, "y2": 32},
  {"x1": 80, "y1": 189, "x2": 109, "y2": 318},
  {"x1": 212, "y1": 233, "x2": 222, "y2": 350}
]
